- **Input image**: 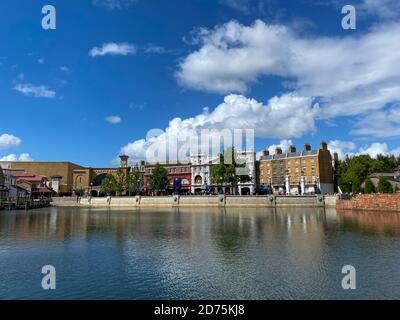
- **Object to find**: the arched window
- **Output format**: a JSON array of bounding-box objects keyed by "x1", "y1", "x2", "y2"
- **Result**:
[{"x1": 195, "y1": 175, "x2": 202, "y2": 184}]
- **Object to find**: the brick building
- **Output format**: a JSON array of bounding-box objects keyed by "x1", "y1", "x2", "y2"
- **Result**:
[
  {"x1": 258, "y1": 141, "x2": 334, "y2": 195},
  {"x1": 139, "y1": 161, "x2": 192, "y2": 194}
]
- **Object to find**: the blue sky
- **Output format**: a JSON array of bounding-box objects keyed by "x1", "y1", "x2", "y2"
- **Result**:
[{"x1": 1, "y1": 0, "x2": 400, "y2": 166}]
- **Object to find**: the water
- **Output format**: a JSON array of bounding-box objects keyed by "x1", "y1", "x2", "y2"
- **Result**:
[{"x1": 0, "y1": 206, "x2": 399, "y2": 300}]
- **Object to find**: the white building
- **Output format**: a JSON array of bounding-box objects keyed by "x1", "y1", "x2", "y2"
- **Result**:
[
  {"x1": 190, "y1": 153, "x2": 217, "y2": 194},
  {"x1": 190, "y1": 150, "x2": 256, "y2": 195}
]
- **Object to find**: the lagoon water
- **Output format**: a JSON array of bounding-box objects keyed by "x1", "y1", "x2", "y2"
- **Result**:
[{"x1": 0, "y1": 206, "x2": 399, "y2": 300}]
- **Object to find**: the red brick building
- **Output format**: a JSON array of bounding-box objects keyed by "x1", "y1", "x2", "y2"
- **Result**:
[{"x1": 139, "y1": 161, "x2": 192, "y2": 194}]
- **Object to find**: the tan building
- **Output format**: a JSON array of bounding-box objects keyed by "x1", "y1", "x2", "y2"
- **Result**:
[
  {"x1": 0, "y1": 161, "x2": 84, "y2": 196},
  {"x1": 73, "y1": 156, "x2": 130, "y2": 196},
  {"x1": 258, "y1": 141, "x2": 334, "y2": 195},
  {"x1": 0, "y1": 156, "x2": 130, "y2": 196}
]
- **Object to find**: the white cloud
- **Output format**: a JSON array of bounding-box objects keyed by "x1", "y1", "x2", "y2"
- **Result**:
[
  {"x1": 89, "y1": 42, "x2": 136, "y2": 57},
  {"x1": 360, "y1": 0, "x2": 400, "y2": 19},
  {"x1": 13, "y1": 83, "x2": 56, "y2": 98},
  {"x1": 0, "y1": 153, "x2": 32, "y2": 162},
  {"x1": 120, "y1": 94, "x2": 318, "y2": 160},
  {"x1": 176, "y1": 20, "x2": 400, "y2": 123},
  {"x1": 267, "y1": 140, "x2": 294, "y2": 155},
  {"x1": 92, "y1": 0, "x2": 137, "y2": 10},
  {"x1": 328, "y1": 140, "x2": 357, "y2": 160},
  {"x1": 351, "y1": 106, "x2": 400, "y2": 138},
  {"x1": 0, "y1": 134, "x2": 21, "y2": 150},
  {"x1": 358, "y1": 142, "x2": 390, "y2": 158},
  {"x1": 327, "y1": 140, "x2": 400, "y2": 159},
  {"x1": 105, "y1": 115, "x2": 122, "y2": 124}
]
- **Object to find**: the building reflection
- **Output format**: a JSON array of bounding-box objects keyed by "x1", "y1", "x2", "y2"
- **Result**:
[{"x1": 338, "y1": 209, "x2": 400, "y2": 236}]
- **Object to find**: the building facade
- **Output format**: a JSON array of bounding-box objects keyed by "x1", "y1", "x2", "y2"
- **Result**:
[
  {"x1": 0, "y1": 161, "x2": 84, "y2": 196},
  {"x1": 139, "y1": 160, "x2": 192, "y2": 194},
  {"x1": 0, "y1": 167, "x2": 7, "y2": 201},
  {"x1": 190, "y1": 150, "x2": 256, "y2": 195},
  {"x1": 72, "y1": 156, "x2": 130, "y2": 196},
  {"x1": 190, "y1": 153, "x2": 217, "y2": 194},
  {"x1": 258, "y1": 142, "x2": 334, "y2": 195},
  {"x1": 0, "y1": 156, "x2": 131, "y2": 197}
]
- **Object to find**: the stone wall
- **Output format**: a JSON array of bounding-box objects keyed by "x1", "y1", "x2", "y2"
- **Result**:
[
  {"x1": 337, "y1": 193, "x2": 400, "y2": 212},
  {"x1": 52, "y1": 195, "x2": 335, "y2": 208}
]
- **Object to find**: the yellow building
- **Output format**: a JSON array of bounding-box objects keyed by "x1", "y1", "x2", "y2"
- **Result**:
[
  {"x1": 258, "y1": 141, "x2": 334, "y2": 195},
  {"x1": 0, "y1": 161, "x2": 84, "y2": 195},
  {"x1": 0, "y1": 156, "x2": 130, "y2": 196}
]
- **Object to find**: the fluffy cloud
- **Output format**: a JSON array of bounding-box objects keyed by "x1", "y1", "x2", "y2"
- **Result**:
[
  {"x1": 328, "y1": 140, "x2": 400, "y2": 159},
  {"x1": 92, "y1": 0, "x2": 137, "y2": 10},
  {"x1": 328, "y1": 140, "x2": 357, "y2": 160},
  {"x1": 358, "y1": 142, "x2": 391, "y2": 158},
  {"x1": 0, "y1": 153, "x2": 32, "y2": 162},
  {"x1": 0, "y1": 134, "x2": 21, "y2": 150},
  {"x1": 89, "y1": 42, "x2": 136, "y2": 57},
  {"x1": 267, "y1": 140, "x2": 294, "y2": 154},
  {"x1": 13, "y1": 83, "x2": 56, "y2": 98},
  {"x1": 176, "y1": 20, "x2": 400, "y2": 123},
  {"x1": 105, "y1": 115, "x2": 122, "y2": 124},
  {"x1": 120, "y1": 94, "x2": 318, "y2": 160}
]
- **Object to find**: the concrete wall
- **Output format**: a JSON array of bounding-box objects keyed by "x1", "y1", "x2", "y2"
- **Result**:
[{"x1": 52, "y1": 195, "x2": 336, "y2": 208}]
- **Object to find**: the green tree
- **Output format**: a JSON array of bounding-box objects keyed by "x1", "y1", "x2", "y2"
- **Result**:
[
  {"x1": 100, "y1": 174, "x2": 118, "y2": 196},
  {"x1": 364, "y1": 178, "x2": 375, "y2": 194},
  {"x1": 337, "y1": 155, "x2": 386, "y2": 193},
  {"x1": 149, "y1": 163, "x2": 169, "y2": 191},
  {"x1": 127, "y1": 166, "x2": 144, "y2": 195},
  {"x1": 210, "y1": 148, "x2": 252, "y2": 194},
  {"x1": 377, "y1": 176, "x2": 393, "y2": 193},
  {"x1": 115, "y1": 169, "x2": 126, "y2": 196}
]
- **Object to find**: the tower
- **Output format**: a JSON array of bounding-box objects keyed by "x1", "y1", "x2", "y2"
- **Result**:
[{"x1": 119, "y1": 155, "x2": 129, "y2": 169}]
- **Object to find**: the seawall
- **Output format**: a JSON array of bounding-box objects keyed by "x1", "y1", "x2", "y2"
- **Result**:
[
  {"x1": 337, "y1": 193, "x2": 400, "y2": 212},
  {"x1": 52, "y1": 195, "x2": 338, "y2": 208}
]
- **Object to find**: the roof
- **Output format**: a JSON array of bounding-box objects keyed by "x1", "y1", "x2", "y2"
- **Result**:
[
  {"x1": 260, "y1": 149, "x2": 319, "y2": 161},
  {"x1": 12, "y1": 174, "x2": 45, "y2": 182}
]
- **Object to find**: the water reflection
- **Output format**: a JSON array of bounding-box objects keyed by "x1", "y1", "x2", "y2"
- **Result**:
[{"x1": 0, "y1": 207, "x2": 399, "y2": 299}]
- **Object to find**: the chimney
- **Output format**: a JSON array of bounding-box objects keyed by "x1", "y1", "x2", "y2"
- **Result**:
[
  {"x1": 275, "y1": 147, "x2": 282, "y2": 155},
  {"x1": 262, "y1": 149, "x2": 270, "y2": 157},
  {"x1": 320, "y1": 141, "x2": 328, "y2": 151},
  {"x1": 304, "y1": 143, "x2": 311, "y2": 151},
  {"x1": 288, "y1": 145, "x2": 296, "y2": 153}
]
